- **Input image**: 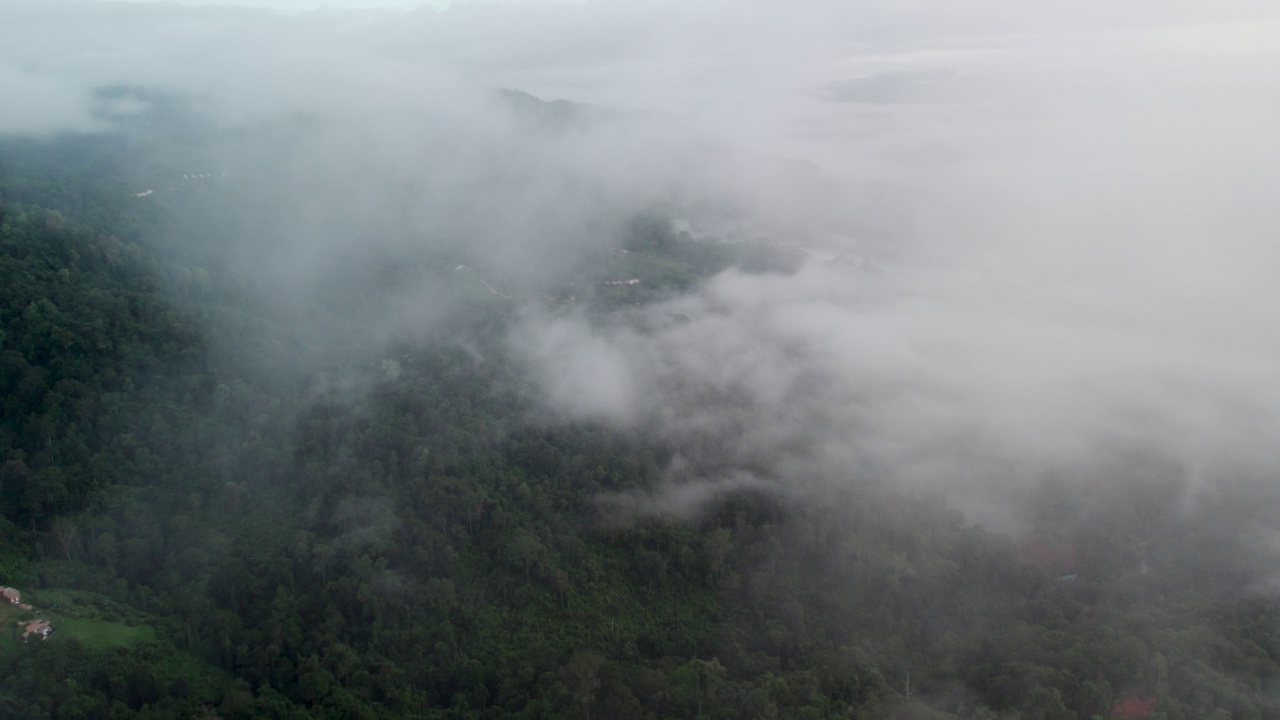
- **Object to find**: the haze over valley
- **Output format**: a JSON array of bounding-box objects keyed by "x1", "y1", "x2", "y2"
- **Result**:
[{"x1": 1, "y1": 1, "x2": 1280, "y2": 718}]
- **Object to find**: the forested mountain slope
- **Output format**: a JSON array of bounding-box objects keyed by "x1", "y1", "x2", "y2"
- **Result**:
[{"x1": 0, "y1": 107, "x2": 1278, "y2": 720}]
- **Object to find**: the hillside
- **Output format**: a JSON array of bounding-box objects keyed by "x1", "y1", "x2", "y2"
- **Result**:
[{"x1": 0, "y1": 96, "x2": 1277, "y2": 720}]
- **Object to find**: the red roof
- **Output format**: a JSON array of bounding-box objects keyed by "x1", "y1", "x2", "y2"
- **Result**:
[{"x1": 1112, "y1": 696, "x2": 1156, "y2": 720}]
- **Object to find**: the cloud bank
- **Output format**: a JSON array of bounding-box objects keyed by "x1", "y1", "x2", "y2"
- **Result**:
[{"x1": 3, "y1": 0, "x2": 1280, "y2": 537}]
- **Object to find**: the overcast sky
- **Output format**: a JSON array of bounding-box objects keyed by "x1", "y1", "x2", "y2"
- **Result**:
[
  {"x1": 104, "y1": 0, "x2": 446, "y2": 10},
  {"x1": 5, "y1": 0, "x2": 1279, "y2": 158}
]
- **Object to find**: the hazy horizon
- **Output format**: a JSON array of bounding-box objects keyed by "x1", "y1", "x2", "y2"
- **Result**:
[{"x1": 5, "y1": 0, "x2": 1280, "y2": 529}]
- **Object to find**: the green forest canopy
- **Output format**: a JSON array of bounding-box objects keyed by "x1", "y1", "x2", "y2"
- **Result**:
[{"x1": 0, "y1": 122, "x2": 1278, "y2": 720}]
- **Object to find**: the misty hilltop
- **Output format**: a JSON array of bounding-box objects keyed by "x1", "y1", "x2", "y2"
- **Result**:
[{"x1": 2, "y1": 1, "x2": 1280, "y2": 719}]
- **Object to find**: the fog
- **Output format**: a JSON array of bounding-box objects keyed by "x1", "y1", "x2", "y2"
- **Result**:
[{"x1": 4, "y1": 0, "x2": 1280, "y2": 537}]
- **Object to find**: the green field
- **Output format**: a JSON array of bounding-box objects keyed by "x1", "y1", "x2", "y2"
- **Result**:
[
  {"x1": 1, "y1": 588, "x2": 156, "y2": 651},
  {"x1": 0, "y1": 603, "x2": 20, "y2": 657},
  {"x1": 52, "y1": 616, "x2": 156, "y2": 650}
]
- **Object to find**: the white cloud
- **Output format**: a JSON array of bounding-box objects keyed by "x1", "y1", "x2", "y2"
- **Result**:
[
  {"x1": 3, "y1": 0, "x2": 1280, "y2": 535},
  {"x1": 0, "y1": 63, "x2": 102, "y2": 133}
]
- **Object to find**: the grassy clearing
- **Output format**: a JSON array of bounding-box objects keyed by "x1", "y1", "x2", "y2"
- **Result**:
[
  {"x1": 25, "y1": 587, "x2": 149, "y2": 625},
  {"x1": 54, "y1": 616, "x2": 156, "y2": 650},
  {"x1": 2, "y1": 587, "x2": 156, "y2": 651},
  {"x1": 0, "y1": 602, "x2": 21, "y2": 657}
]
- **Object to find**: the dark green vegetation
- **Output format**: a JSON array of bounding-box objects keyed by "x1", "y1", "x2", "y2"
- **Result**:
[{"x1": 1, "y1": 124, "x2": 1279, "y2": 720}]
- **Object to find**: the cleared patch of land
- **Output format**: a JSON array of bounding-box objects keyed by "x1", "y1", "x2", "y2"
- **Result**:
[{"x1": 1, "y1": 588, "x2": 156, "y2": 651}]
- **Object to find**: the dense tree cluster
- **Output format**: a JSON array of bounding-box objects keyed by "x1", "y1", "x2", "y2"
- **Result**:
[{"x1": 0, "y1": 134, "x2": 1278, "y2": 720}]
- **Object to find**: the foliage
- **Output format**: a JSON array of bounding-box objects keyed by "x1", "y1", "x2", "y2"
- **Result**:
[{"x1": 0, "y1": 130, "x2": 1277, "y2": 720}]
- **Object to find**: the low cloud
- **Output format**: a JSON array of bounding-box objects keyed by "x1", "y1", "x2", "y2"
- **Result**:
[
  {"x1": 823, "y1": 71, "x2": 961, "y2": 105},
  {"x1": 0, "y1": 64, "x2": 102, "y2": 134},
  {"x1": 3, "y1": 0, "x2": 1280, "y2": 541}
]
